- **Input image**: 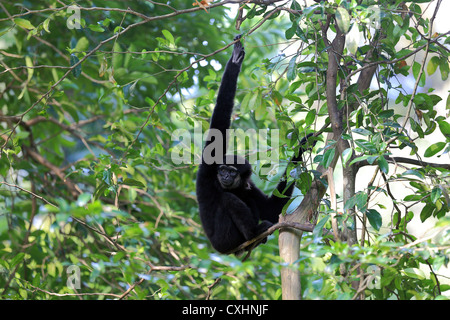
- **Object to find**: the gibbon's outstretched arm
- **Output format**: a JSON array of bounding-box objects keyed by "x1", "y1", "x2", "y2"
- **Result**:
[{"x1": 203, "y1": 35, "x2": 245, "y2": 162}]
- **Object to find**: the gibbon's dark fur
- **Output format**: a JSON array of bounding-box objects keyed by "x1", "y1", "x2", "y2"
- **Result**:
[{"x1": 196, "y1": 36, "x2": 312, "y2": 254}]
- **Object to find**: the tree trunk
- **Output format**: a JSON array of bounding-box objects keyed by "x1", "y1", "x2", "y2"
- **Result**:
[
  {"x1": 278, "y1": 179, "x2": 328, "y2": 299},
  {"x1": 278, "y1": 228, "x2": 302, "y2": 300},
  {"x1": 278, "y1": 10, "x2": 384, "y2": 299},
  {"x1": 279, "y1": 17, "x2": 346, "y2": 300}
]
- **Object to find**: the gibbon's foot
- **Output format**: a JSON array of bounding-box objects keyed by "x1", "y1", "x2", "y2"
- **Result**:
[{"x1": 231, "y1": 35, "x2": 245, "y2": 66}]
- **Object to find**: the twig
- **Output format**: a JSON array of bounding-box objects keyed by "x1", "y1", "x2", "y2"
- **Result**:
[
  {"x1": 343, "y1": 31, "x2": 450, "y2": 92},
  {"x1": 206, "y1": 277, "x2": 222, "y2": 300},
  {"x1": 226, "y1": 221, "x2": 315, "y2": 255},
  {"x1": 71, "y1": 217, "x2": 127, "y2": 253},
  {"x1": 119, "y1": 264, "x2": 189, "y2": 300},
  {"x1": 0, "y1": 181, "x2": 57, "y2": 208},
  {"x1": 357, "y1": 156, "x2": 450, "y2": 170},
  {"x1": 25, "y1": 281, "x2": 122, "y2": 298},
  {"x1": 24, "y1": 147, "x2": 81, "y2": 198}
]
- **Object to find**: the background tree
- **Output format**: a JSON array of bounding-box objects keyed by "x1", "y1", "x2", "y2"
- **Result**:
[{"x1": 0, "y1": 0, "x2": 449, "y2": 300}]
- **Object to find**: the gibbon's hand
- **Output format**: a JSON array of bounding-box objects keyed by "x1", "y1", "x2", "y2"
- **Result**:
[{"x1": 231, "y1": 35, "x2": 245, "y2": 66}]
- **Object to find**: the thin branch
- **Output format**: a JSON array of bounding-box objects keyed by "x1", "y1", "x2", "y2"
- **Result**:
[
  {"x1": 24, "y1": 147, "x2": 81, "y2": 197},
  {"x1": 357, "y1": 156, "x2": 450, "y2": 170},
  {"x1": 119, "y1": 264, "x2": 189, "y2": 300},
  {"x1": 71, "y1": 217, "x2": 127, "y2": 253},
  {"x1": 0, "y1": 181, "x2": 57, "y2": 208},
  {"x1": 206, "y1": 277, "x2": 222, "y2": 300},
  {"x1": 343, "y1": 31, "x2": 450, "y2": 92},
  {"x1": 226, "y1": 221, "x2": 315, "y2": 255},
  {"x1": 25, "y1": 281, "x2": 122, "y2": 298}
]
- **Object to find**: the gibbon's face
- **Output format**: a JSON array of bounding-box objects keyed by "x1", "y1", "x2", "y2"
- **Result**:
[{"x1": 217, "y1": 165, "x2": 241, "y2": 189}]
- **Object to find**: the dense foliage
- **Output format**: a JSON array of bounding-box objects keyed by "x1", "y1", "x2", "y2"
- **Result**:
[{"x1": 0, "y1": 0, "x2": 449, "y2": 300}]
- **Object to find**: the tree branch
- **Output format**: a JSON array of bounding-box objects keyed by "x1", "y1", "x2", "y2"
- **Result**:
[
  {"x1": 357, "y1": 156, "x2": 450, "y2": 170},
  {"x1": 0, "y1": 181, "x2": 58, "y2": 208},
  {"x1": 23, "y1": 147, "x2": 81, "y2": 198},
  {"x1": 226, "y1": 221, "x2": 315, "y2": 255}
]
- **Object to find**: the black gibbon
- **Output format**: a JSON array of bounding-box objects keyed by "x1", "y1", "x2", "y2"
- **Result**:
[{"x1": 196, "y1": 35, "x2": 313, "y2": 254}]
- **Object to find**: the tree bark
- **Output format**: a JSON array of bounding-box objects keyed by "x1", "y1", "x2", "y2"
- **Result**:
[
  {"x1": 278, "y1": 7, "x2": 386, "y2": 299},
  {"x1": 279, "y1": 17, "x2": 346, "y2": 300}
]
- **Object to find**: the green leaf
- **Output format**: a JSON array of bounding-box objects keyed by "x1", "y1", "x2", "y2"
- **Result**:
[
  {"x1": 102, "y1": 169, "x2": 112, "y2": 185},
  {"x1": 378, "y1": 109, "x2": 394, "y2": 119},
  {"x1": 303, "y1": 5, "x2": 318, "y2": 19},
  {"x1": 313, "y1": 216, "x2": 329, "y2": 238},
  {"x1": 352, "y1": 128, "x2": 372, "y2": 136},
  {"x1": 349, "y1": 154, "x2": 373, "y2": 166},
  {"x1": 43, "y1": 18, "x2": 51, "y2": 33},
  {"x1": 427, "y1": 56, "x2": 440, "y2": 75},
  {"x1": 240, "y1": 92, "x2": 252, "y2": 113},
  {"x1": 438, "y1": 120, "x2": 450, "y2": 138},
  {"x1": 344, "y1": 193, "x2": 356, "y2": 211},
  {"x1": 250, "y1": 89, "x2": 262, "y2": 107},
  {"x1": 305, "y1": 110, "x2": 315, "y2": 126},
  {"x1": 341, "y1": 148, "x2": 352, "y2": 167},
  {"x1": 298, "y1": 172, "x2": 312, "y2": 194},
  {"x1": 412, "y1": 61, "x2": 420, "y2": 79},
  {"x1": 285, "y1": 23, "x2": 297, "y2": 40},
  {"x1": 377, "y1": 156, "x2": 389, "y2": 174},
  {"x1": 70, "y1": 54, "x2": 82, "y2": 78},
  {"x1": 322, "y1": 147, "x2": 335, "y2": 169},
  {"x1": 404, "y1": 194, "x2": 422, "y2": 201},
  {"x1": 88, "y1": 24, "x2": 105, "y2": 32},
  {"x1": 402, "y1": 169, "x2": 425, "y2": 179},
  {"x1": 424, "y1": 142, "x2": 445, "y2": 157},
  {"x1": 366, "y1": 209, "x2": 382, "y2": 231},
  {"x1": 10, "y1": 253, "x2": 25, "y2": 268},
  {"x1": 123, "y1": 178, "x2": 146, "y2": 189},
  {"x1": 287, "y1": 55, "x2": 297, "y2": 81},
  {"x1": 335, "y1": 7, "x2": 351, "y2": 34},
  {"x1": 76, "y1": 193, "x2": 91, "y2": 207},
  {"x1": 284, "y1": 94, "x2": 302, "y2": 104},
  {"x1": 420, "y1": 203, "x2": 434, "y2": 222},
  {"x1": 101, "y1": 18, "x2": 112, "y2": 27},
  {"x1": 254, "y1": 95, "x2": 266, "y2": 121},
  {"x1": 112, "y1": 42, "x2": 123, "y2": 69},
  {"x1": 162, "y1": 29, "x2": 175, "y2": 45},
  {"x1": 402, "y1": 268, "x2": 426, "y2": 280},
  {"x1": 25, "y1": 56, "x2": 34, "y2": 82},
  {"x1": 273, "y1": 188, "x2": 288, "y2": 199},
  {"x1": 355, "y1": 192, "x2": 368, "y2": 211},
  {"x1": 289, "y1": 1, "x2": 302, "y2": 21},
  {"x1": 430, "y1": 187, "x2": 442, "y2": 204},
  {"x1": 354, "y1": 140, "x2": 377, "y2": 153},
  {"x1": 412, "y1": 61, "x2": 425, "y2": 86},
  {"x1": 74, "y1": 36, "x2": 89, "y2": 52},
  {"x1": 14, "y1": 18, "x2": 35, "y2": 30},
  {"x1": 439, "y1": 56, "x2": 449, "y2": 81}
]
